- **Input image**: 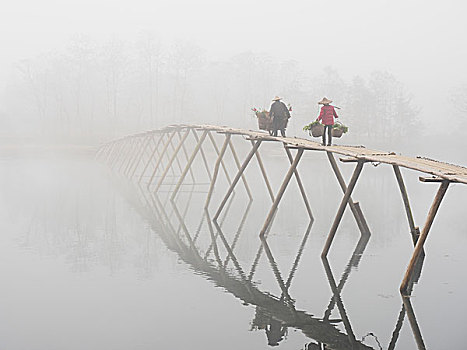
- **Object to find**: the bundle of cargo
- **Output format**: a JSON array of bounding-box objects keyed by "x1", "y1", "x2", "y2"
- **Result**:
[{"x1": 252, "y1": 108, "x2": 273, "y2": 134}]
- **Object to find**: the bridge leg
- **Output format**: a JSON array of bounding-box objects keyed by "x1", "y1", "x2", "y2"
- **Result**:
[
  {"x1": 321, "y1": 160, "x2": 365, "y2": 258},
  {"x1": 171, "y1": 130, "x2": 209, "y2": 200},
  {"x1": 207, "y1": 132, "x2": 232, "y2": 186},
  {"x1": 252, "y1": 140, "x2": 275, "y2": 202},
  {"x1": 147, "y1": 131, "x2": 178, "y2": 187},
  {"x1": 154, "y1": 128, "x2": 192, "y2": 192},
  {"x1": 101, "y1": 141, "x2": 115, "y2": 164},
  {"x1": 327, "y1": 152, "x2": 370, "y2": 235},
  {"x1": 127, "y1": 134, "x2": 153, "y2": 178},
  {"x1": 205, "y1": 134, "x2": 231, "y2": 209},
  {"x1": 228, "y1": 138, "x2": 253, "y2": 200},
  {"x1": 259, "y1": 148, "x2": 304, "y2": 238},
  {"x1": 138, "y1": 133, "x2": 164, "y2": 184},
  {"x1": 118, "y1": 138, "x2": 136, "y2": 173},
  {"x1": 123, "y1": 136, "x2": 143, "y2": 176},
  {"x1": 191, "y1": 129, "x2": 212, "y2": 181},
  {"x1": 286, "y1": 147, "x2": 313, "y2": 220},
  {"x1": 393, "y1": 165, "x2": 420, "y2": 243},
  {"x1": 178, "y1": 131, "x2": 196, "y2": 183},
  {"x1": 165, "y1": 132, "x2": 184, "y2": 178},
  {"x1": 213, "y1": 140, "x2": 262, "y2": 221},
  {"x1": 400, "y1": 180, "x2": 450, "y2": 294},
  {"x1": 109, "y1": 140, "x2": 124, "y2": 169},
  {"x1": 129, "y1": 134, "x2": 153, "y2": 178}
]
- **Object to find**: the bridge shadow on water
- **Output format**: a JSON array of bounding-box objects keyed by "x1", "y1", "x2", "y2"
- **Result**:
[{"x1": 116, "y1": 176, "x2": 428, "y2": 350}]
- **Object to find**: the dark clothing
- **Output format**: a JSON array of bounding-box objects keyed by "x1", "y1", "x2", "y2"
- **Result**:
[
  {"x1": 323, "y1": 125, "x2": 333, "y2": 146},
  {"x1": 317, "y1": 105, "x2": 338, "y2": 125},
  {"x1": 270, "y1": 101, "x2": 290, "y2": 136}
]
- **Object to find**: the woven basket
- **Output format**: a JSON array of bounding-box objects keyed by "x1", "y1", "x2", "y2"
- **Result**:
[
  {"x1": 331, "y1": 128, "x2": 343, "y2": 138},
  {"x1": 310, "y1": 123, "x2": 324, "y2": 137}
]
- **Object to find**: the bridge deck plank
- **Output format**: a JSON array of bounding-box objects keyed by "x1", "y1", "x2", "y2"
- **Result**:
[{"x1": 111, "y1": 124, "x2": 467, "y2": 185}]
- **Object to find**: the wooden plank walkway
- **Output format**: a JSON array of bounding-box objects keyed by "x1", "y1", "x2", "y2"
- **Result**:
[
  {"x1": 167, "y1": 124, "x2": 467, "y2": 185},
  {"x1": 98, "y1": 123, "x2": 467, "y2": 296}
]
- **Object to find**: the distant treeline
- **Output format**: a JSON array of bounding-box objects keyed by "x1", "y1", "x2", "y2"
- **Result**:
[{"x1": 1, "y1": 35, "x2": 422, "y2": 144}]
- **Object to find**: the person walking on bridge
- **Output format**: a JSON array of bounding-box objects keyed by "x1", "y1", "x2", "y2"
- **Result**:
[
  {"x1": 269, "y1": 96, "x2": 291, "y2": 137},
  {"x1": 316, "y1": 97, "x2": 338, "y2": 146}
]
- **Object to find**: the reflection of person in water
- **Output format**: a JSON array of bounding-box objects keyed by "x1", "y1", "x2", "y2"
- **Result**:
[{"x1": 265, "y1": 317, "x2": 288, "y2": 346}]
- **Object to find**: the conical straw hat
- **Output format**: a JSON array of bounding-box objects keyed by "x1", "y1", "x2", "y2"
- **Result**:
[{"x1": 318, "y1": 97, "x2": 333, "y2": 105}]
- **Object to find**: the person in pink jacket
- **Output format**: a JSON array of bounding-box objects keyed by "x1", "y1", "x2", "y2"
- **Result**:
[{"x1": 316, "y1": 97, "x2": 338, "y2": 146}]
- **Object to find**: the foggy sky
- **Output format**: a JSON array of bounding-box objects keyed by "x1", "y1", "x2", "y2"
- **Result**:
[{"x1": 1, "y1": 0, "x2": 466, "y2": 125}]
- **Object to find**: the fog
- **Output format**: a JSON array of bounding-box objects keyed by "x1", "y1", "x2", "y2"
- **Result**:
[
  {"x1": 1, "y1": 0, "x2": 467, "y2": 158},
  {"x1": 1, "y1": 1, "x2": 467, "y2": 349}
]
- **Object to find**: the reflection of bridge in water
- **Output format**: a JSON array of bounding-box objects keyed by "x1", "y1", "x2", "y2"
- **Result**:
[{"x1": 97, "y1": 124, "x2": 463, "y2": 349}]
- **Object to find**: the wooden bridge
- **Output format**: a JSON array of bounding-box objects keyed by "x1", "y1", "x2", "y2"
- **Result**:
[{"x1": 96, "y1": 124, "x2": 467, "y2": 294}]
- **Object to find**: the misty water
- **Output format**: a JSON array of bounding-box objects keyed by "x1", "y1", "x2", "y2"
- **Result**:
[{"x1": 1, "y1": 139, "x2": 466, "y2": 350}]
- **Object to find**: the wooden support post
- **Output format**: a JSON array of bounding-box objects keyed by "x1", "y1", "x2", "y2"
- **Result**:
[
  {"x1": 126, "y1": 135, "x2": 151, "y2": 178},
  {"x1": 327, "y1": 152, "x2": 370, "y2": 235},
  {"x1": 393, "y1": 165, "x2": 420, "y2": 243},
  {"x1": 178, "y1": 131, "x2": 196, "y2": 183},
  {"x1": 103, "y1": 141, "x2": 117, "y2": 165},
  {"x1": 147, "y1": 130, "x2": 183, "y2": 188},
  {"x1": 205, "y1": 134, "x2": 231, "y2": 209},
  {"x1": 171, "y1": 130, "x2": 209, "y2": 200},
  {"x1": 285, "y1": 147, "x2": 313, "y2": 220},
  {"x1": 118, "y1": 138, "x2": 136, "y2": 173},
  {"x1": 213, "y1": 140, "x2": 262, "y2": 221},
  {"x1": 207, "y1": 131, "x2": 232, "y2": 185},
  {"x1": 138, "y1": 133, "x2": 164, "y2": 184},
  {"x1": 259, "y1": 148, "x2": 304, "y2": 238},
  {"x1": 123, "y1": 136, "x2": 142, "y2": 176},
  {"x1": 321, "y1": 160, "x2": 365, "y2": 258},
  {"x1": 252, "y1": 140, "x2": 275, "y2": 202},
  {"x1": 109, "y1": 141, "x2": 124, "y2": 169},
  {"x1": 228, "y1": 138, "x2": 253, "y2": 200},
  {"x1": 154, "y1": 129, "x2": 192, "y2": 192},
  {"x1": 129, "y1": 134, "x2": 153, "y2": 179},
  {"x1": 400, "y1": 180, "x2": 450, "y2": 293},
  {"x1": 191, "y1": 129, "x2": 212, "y2": 181}
]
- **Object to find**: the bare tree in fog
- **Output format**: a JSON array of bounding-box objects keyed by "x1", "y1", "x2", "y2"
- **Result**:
[
  {"x1": 101, "y1": 38, "x2": 128, "y2": 134},
  {"x1": 136, "y1": 32, "x2": 164, "y2": 126},
  {"x1": 18, "y1": 56, "x2": 50, "y2": 135},
  {"x1": 169, "y1": 41, "x2": 205, "y2": 122}
]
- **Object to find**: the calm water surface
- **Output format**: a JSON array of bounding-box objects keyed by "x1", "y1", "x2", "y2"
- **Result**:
[{"x1": 0, "y1": 147, "x2": 466, "y2": 349}]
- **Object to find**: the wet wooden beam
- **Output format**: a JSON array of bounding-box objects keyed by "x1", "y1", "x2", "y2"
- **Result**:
[
  {"x1": 213, "y1": 140, "x2": 262, "y2": 221},
  {"x1": 327, "y1": 152, "x2": 370, "y2": 236},
  {"x1": 400, "y1": 180, "x2": 450, "y2": 294},
  {"x1": 259, "y1": 148, "x2": 304, "y2": 237},
  {"x1": 321, "y1": 160, "x2": 365, "y2": 258}
]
